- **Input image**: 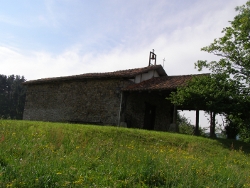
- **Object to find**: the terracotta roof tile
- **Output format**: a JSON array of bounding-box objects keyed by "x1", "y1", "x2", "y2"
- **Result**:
[
  {"x1": 123, "y1": 74, "x2": 209, "y2": 91},
  {"x1": 24, "y1": 65, "x2": 166, "y2": 85}
]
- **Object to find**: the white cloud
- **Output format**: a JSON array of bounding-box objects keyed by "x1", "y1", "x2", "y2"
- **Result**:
[
  {"x1": 0, "y1": 1, "x2": 247, "y2": 79},
  {"x1": 0, "y1": 0, "x2": 247, "y2": 128}
]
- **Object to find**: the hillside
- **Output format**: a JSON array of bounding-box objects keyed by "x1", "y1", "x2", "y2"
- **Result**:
[{"x1": 0, "y1": 120, "x2": 249, "y2": 187}]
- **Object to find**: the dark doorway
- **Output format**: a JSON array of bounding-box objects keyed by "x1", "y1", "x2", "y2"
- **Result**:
[{"x1": 143, "y1": 103, "x2": 156, "y2": 130}]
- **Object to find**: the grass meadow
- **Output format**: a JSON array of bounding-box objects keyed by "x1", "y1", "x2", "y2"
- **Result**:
[{"x1": 0, "y1": 120, "x2": 249, "y2": 187}]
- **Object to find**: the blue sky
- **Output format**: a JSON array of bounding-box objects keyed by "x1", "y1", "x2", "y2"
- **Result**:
[
  {"x1": 1, "y1": 1, "x2": 201, "y2": 54},
  {"x1": 0, "y1": 0, "x2": 247, "y2": 126},
  {"x1": 1, "y1": 0, "x2": 247, "y2": 80}
]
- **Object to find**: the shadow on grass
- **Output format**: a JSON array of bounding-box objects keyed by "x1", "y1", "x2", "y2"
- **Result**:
[{"x1": 214, "y1": 138, "x2": 250, "y2": 154}]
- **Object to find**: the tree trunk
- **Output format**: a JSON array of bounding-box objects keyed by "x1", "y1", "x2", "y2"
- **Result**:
[{"x1": 210, "y1": 111, "x2": 216, "y2": 138}]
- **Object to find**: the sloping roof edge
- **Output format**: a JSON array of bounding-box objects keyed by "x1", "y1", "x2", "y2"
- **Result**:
[
  {"x1": 122, "y1": 73, "x2": 210, "y2": 91},
  {"x1": 23, "y1": 65, "x2": 167, "y2": 85}
]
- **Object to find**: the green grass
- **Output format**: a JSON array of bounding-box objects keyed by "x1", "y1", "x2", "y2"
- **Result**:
[{"x1": 0, "y1": 120, "x2": 249, "y2": 187}]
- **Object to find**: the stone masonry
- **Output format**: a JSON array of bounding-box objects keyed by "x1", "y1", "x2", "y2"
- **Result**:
[
  {"x1": 23, "y1": 65, "x2": 203, "y2": 132},
  {"x1": 23, "y1": 78, "x2": 132, "y2": 125}
]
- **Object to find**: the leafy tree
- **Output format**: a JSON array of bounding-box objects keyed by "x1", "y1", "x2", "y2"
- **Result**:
[
  {"x1": 0, "y1": 75, "x2": 8, "y2": 117},
  {"x1": 195, "y1": 1, "x2": 250, "y2": 85},
  {"x1": 195, "y1": 1, "x2": 250, "y2": 142},
  {"x1": 177, "y1": 112, "x2": 195, "y2": 135},
  {"x1": 169, "y1": 73, "x2": 245, "y2": 138},
  {"x1": 170, "y1": 1, "x2": 250, "y2": 141},
  {"x1": 224, "y1": 116, "x2": 239, "y2": 139},
  {"x1": 177, "y1": 112, "x2": 208, "y2": 136},
  {"x1": 0, "y1": 75, "x2": 26, "y2": 119}
]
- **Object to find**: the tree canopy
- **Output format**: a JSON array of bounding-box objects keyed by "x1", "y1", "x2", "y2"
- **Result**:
[
  {"x1": 196, "y1": 1, "x2": 250, "y2": 87},
  {"x1": 169, "y1": 1, "x2": 250, "y2": 141},
  {"x1": 0, "y1": 74, "x2": 26, "y2": 119}
]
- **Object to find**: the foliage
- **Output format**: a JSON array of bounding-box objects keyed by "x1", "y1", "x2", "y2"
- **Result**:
[
  {"x1": 224, "y1": 116, "x2": 239, "y2": 139},
  {"x1": 0, "y1": 75, "x2": 26, "y2": 119},
  {"x1": 0, "y1": 120, "x2": 249, "y2": 187},
  {"x1": 170, "y1": 74, "x2": 245, "y2": 114},
  {"x1": 226, "y1": 114, "x2": 250, "y2": 142},
  {"x1": 194, "y1": 1, "x2": 250, "y2": 142},
  {"x1": 195, "y1": 1, "x2": 250, "y2": 85},
  {"x1": 170, "y1": 1, "x2": 250, "y2": 141},
  {"x1": 169, "y1": 74, "x2": 245, "y2": 137},
  {"x1": 177, "y1": 112, "x2": 195, "y2": 135}
]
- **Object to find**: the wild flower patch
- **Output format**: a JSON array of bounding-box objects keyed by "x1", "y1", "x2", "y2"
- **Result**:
[{"x1": 0, "y1": 120, "x2": 249, "y2": 187}]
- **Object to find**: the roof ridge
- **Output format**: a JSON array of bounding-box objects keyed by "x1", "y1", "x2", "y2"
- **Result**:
[
  {"x1": 112, "y1": 64, "x2": 162, "y2": 72},
  {"x1": 23, "y1": 65, "x2": 166, "y2": 85}
]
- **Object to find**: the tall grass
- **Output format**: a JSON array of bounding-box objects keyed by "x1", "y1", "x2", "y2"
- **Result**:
[{"x1": 0, "y1": 120, "x2": 249, "y2": 187}]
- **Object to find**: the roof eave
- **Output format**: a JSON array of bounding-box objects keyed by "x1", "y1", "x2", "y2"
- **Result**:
[{"x1": 23, "y1": 75, "x2": 135, "y2": 85}]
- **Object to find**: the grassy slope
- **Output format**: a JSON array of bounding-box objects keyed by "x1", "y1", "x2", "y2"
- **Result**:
[{"x1": 0, "y1": 120, "x2": 249, "y2": 187}]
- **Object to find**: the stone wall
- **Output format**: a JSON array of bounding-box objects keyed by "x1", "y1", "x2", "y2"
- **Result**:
[
  {"x1": 124, "y1": 91, "x2": 172, "y2": 131},
  {"x1": 23, "y1": 78, "x2": 132, "y2": 125}
]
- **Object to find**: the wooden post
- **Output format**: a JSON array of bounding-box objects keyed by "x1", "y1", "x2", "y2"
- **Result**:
[
  {"x1": 210, "y1": 111, "x2": 216, "y2": 138},
  {"x1": 195, "y1": 109, "x2": 200, "y2": 135},
  {"x1": 173, "y1": 105, "x2": 179, "y2": 132},
  {"x1": 169, "y1": 104, "x2": 178, "y2": 132},
  {"x1": 173, "y1": 105, "x2": 177, "y2": 124}
]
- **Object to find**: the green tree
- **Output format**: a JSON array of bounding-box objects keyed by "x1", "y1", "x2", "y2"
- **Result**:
[
  {"x1": 0, "y1": 75, "x2": 8, "y2": 118},
  {"x1": 0, "y1": 75, "x2": 26, "y2": 119},
  {"x1": 195, "y1": 1, "x2": 250, "y2": 85},
  {"x1": 177, "y1": 112, "x2": 195, "y2": 135},
  {"x1": 169, "y1": 73, "x2": 246, "y2": 138},
  {"x1": 195, "y1": 1, "x2": 250, "y2": 142},
  {"x1": 170, "y1": 1, "x2": 250, "y2": 141}
]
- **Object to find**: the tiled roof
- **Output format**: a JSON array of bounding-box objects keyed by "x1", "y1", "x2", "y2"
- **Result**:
[
  {"x1": 24, "y1": 65, "x2": 166, "y2": 85},
  {"x1": 123, "y1": 74, "x2": 209, "y2": 91}
]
